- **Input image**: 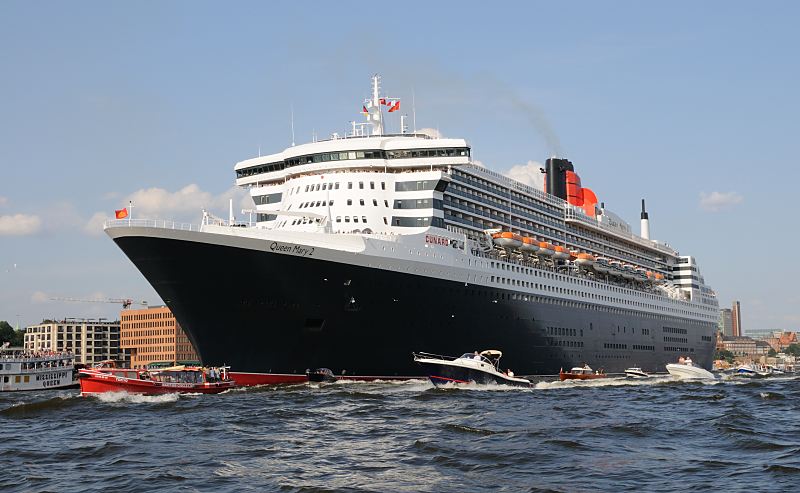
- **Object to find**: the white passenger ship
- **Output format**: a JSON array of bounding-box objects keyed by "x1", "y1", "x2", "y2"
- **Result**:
[
  {"x1": 0, "y1": 345, "x2": 78, "y2": 391},
  {"x1": 105, "y1": 75, "x2": 719, "y2": 380}
]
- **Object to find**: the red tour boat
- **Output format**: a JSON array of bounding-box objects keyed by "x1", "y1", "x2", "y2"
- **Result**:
[
  {"x1": 559, "y1": 365, "x2": 608, "y2": 381},
  {"x1": 78, "y1": 362, "x2": 236, "y2": 395}
]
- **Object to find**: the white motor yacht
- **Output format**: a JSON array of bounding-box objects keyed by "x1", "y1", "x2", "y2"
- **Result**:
[
  {"x1": 666, "y1": 359, "x2": 715, "y2": 380},
  {"x1": 624, "y1": 367, "x2": 650, "y2": 378}
]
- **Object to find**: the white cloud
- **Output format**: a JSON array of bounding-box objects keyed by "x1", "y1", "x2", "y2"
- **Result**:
[
  {"x1": 84, "y1": 212, "x2": 110, "y2": 236},
  {"x1": 417, "y1": 127, "x2": 442, "y2": 139},
  {"x1": 125, "y1": 184, "x2": 249, "y2": 222},
  {"x1": 31, "y1": 291, "x2": 49, "y2": 303},
  {"x1": 0, "y1": 213, "x2": 42, "y2": 236},
  {"x1": 699, "y1": 191, "x2": 743, "y2": 212},
  {"x1": 503, "y1": 161, "x2": 545, "y2": 190}
]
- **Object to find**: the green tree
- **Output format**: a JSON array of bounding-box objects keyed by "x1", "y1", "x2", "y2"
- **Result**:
[
  {"x1": 785, "y1": 344, "x2": 800, "y2": 357},
  {"x1": 0, "y1": 321, "x2": 24, "y2": 347},
  {"x1": 768, "y1": 348, "x2": 777, "y2": 357},
  {"x1": 714, "y1": 348, "x2": 735, "y2": 364}
]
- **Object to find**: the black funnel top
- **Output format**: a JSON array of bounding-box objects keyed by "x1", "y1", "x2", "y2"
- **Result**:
[{"x1": 545, "y1": 158, "x2": 574, "y2": 200}]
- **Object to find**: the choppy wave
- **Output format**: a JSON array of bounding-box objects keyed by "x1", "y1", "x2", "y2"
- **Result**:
[
  {"x1": 2, "y1": 375, "x2": 799, "y2": 492},
  {"x1": 0, "y1": 394, "x2": 80, "y2": 418}
]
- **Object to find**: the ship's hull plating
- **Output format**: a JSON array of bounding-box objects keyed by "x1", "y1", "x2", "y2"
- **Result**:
[{"x1": 113, "y1": 235, "x2": 716, "y2": 377}]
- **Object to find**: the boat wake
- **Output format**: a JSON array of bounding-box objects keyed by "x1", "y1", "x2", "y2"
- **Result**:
[
  {"x1": 534, "y1": 375, "x2": 675, "y2": 390},
  {"x1": 90, "y1": 391, "x2": 180, "y2": 404}
]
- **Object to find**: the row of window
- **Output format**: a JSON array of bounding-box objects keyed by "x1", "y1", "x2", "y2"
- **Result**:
[
  {"x1": 604, "y1": 343, "x2": 628, "y2": 349},
  {"x1": 664, "y1": 337, "x2": 688, "y2": 344},
  {"x1": 548, "y1": 327, "x2": 578, "y2": 337},
  {"x1": 549, "y1": 339, "x2": 584, "y2": 348},
  {"x1": 665, "y1": 346, "x2": 692, "y2": 352},
  {"x1": 253, "y1": 192, "x2": 282, "y2": 205},
  {"x1": 394, "y1": 198, "x2": 442, "y2": 210},
  {"x1": 236, "y1": 147, "x2": 470, "y2": 178},
  {"x1": 632, "y1": 345, "x2": 655, "y2": 351},
  {"x1": 663, "y1": 326, "x2": 688, "y2": 334}
]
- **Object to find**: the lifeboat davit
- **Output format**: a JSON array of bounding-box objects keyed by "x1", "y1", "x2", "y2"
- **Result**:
[
  {"x1": 593, "y1": 257, "x2": 610, "y2": 274},
  {"x1": 634, "y1": 267, "x2": 648, "y2": 281},
  {"x1": 492, "y1": 232, "x2": 522, "y2": 249},
  {"x1": 574, "y1": 253, "x2": 595, "y2": 268},
  {"x1": 552, "y1": 245, "x2": 570, "y2": 260},
  {"x1": 537, "y1": 242, "x2": 555, "y2": 256},
  {"x1": 520, "y1": 237, "x2": 539, "y2": 254}
]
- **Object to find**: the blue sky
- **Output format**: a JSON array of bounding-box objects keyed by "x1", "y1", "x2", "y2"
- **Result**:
[{"x1": 1, "y1": 1, "x2": 799, "y2": 332}]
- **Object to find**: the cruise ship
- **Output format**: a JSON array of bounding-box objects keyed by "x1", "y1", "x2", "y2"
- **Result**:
[{"x1": 106, "y1": 75, "x2": 719, "y2": 380}]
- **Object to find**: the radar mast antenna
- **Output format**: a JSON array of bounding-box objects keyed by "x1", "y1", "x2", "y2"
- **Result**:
[{"x1": 369, "y1": 74, "x2": 384, "y2": 136}]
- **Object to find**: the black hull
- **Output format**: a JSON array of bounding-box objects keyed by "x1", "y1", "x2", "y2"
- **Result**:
[
  {"x1": 416, "y1": 361, "x2": 530, "y2": 387},
  {"x1": 113, "y1": 235, "x2": 716, "y2": 377}
]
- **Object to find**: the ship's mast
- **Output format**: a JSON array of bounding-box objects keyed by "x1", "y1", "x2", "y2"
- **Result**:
[{"x1": 368, "y1": 74, "x2": 384, "y2": 136}]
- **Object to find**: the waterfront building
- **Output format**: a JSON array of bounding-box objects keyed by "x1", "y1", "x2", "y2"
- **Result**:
[
  {"x1": 120, "y1": 306, "x2": 199, "y2": 368},
  {"x1": 719, "y1": 335, "x2": 770, "y2": 359},
  {"x1": 731, "y1": 301, "x2": 742, "y2": 337},
  {"x1": 760, "y1": 331, "x2": 798, "y2": 352},
  {"x1": 718, "y1": 308, "x2": 733, "y2": 336},
  {"x1": 23, "y1": 319, "x2": 122, "y2": 365}
]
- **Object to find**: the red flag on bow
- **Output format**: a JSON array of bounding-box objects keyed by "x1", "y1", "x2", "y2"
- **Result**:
[{"x1": 115, "y1": 208, "x2": 128, "y2": 219}]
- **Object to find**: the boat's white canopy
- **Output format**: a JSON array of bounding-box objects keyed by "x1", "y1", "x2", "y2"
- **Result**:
[{"x1": 480, "y1": 350, "x2": 502, "y2": 359}]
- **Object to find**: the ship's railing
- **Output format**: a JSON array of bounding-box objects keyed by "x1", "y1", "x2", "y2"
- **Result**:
[
  {"x1": 104, "y1": 218, "x2": 203, "y2": 231},
  {"x1": 563, "y1": 206, "x2": 677, "y2": 255}
]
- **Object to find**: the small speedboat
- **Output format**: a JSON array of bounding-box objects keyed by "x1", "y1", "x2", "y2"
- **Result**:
[
  {"x1": 413, "y1": 350, "x2": 531, "y2": 387},
  {"x1": 306, "y1": 368, "x2": 337, "y2": 383},
  {"x1": 666, "y1": 360, "x2": 715, "y2": 380},
  {"x1": 734, "y1": 364, "x2": 772, "y2": 378},
  {"x1": 624, "y1": 367, "x2": 650, "y2": 379},
  {"x1": 559, "y1": 366, "x2": 607, "y2": 381}
]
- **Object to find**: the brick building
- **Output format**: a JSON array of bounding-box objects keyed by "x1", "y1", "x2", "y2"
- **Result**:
[{"x1": 120, "y1": 306, "x2": 199, "y2": 368}]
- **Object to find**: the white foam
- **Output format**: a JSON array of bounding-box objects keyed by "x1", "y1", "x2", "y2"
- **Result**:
[
  {"x1": 533, "y1": 375, "x2": 675, "y2": 390},
  {"x1": 90, "y1": 391, "x2": 180, "y2": 404}
]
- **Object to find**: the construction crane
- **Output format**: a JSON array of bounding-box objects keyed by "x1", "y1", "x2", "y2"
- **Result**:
[{"x1": 50, "y1": 297, "x2": 149, "y2": 309}]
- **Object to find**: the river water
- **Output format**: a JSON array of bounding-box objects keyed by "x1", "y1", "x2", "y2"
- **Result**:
[{"x1": 1, "y1": 375, "x2": 799, "y2": 492}]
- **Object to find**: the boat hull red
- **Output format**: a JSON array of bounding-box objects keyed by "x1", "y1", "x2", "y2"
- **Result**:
[{"x1": 79, "y1": 370, "x2": 235, "y2": 395}]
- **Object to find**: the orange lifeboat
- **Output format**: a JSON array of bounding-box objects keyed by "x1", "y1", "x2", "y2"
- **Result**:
[
  {"x1": 537, "y1": 242, "x2": 555, "y2": 256},
  {"x1": 492, "y1": 231, "x2": 522, "y2": 249},
  {"x1": 552, "y1": 245, "x2": 570, "y2": 260},
  {"x1": 520, "y1": 237, "x2": 539, "y2": 253},
  {"x1": 574, "y1": 253, "x2": 595, "y2": 268}
]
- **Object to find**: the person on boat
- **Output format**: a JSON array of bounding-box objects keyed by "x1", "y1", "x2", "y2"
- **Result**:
[
  {"x1": 678, "y1": 356, "x2": 686, "y2": 364},
  {"x1": 582, "y1": 363, "x2": 590, "y2": 370},
  {"x1": 507, "y1": 369, "x2": 515, "y2": 377},
  {"x1": 684, "y1": 356, "x2": 693, "y2": 366},
  {"x1": 473, "y1": 351, "x2": 481, "y2": 361}
]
